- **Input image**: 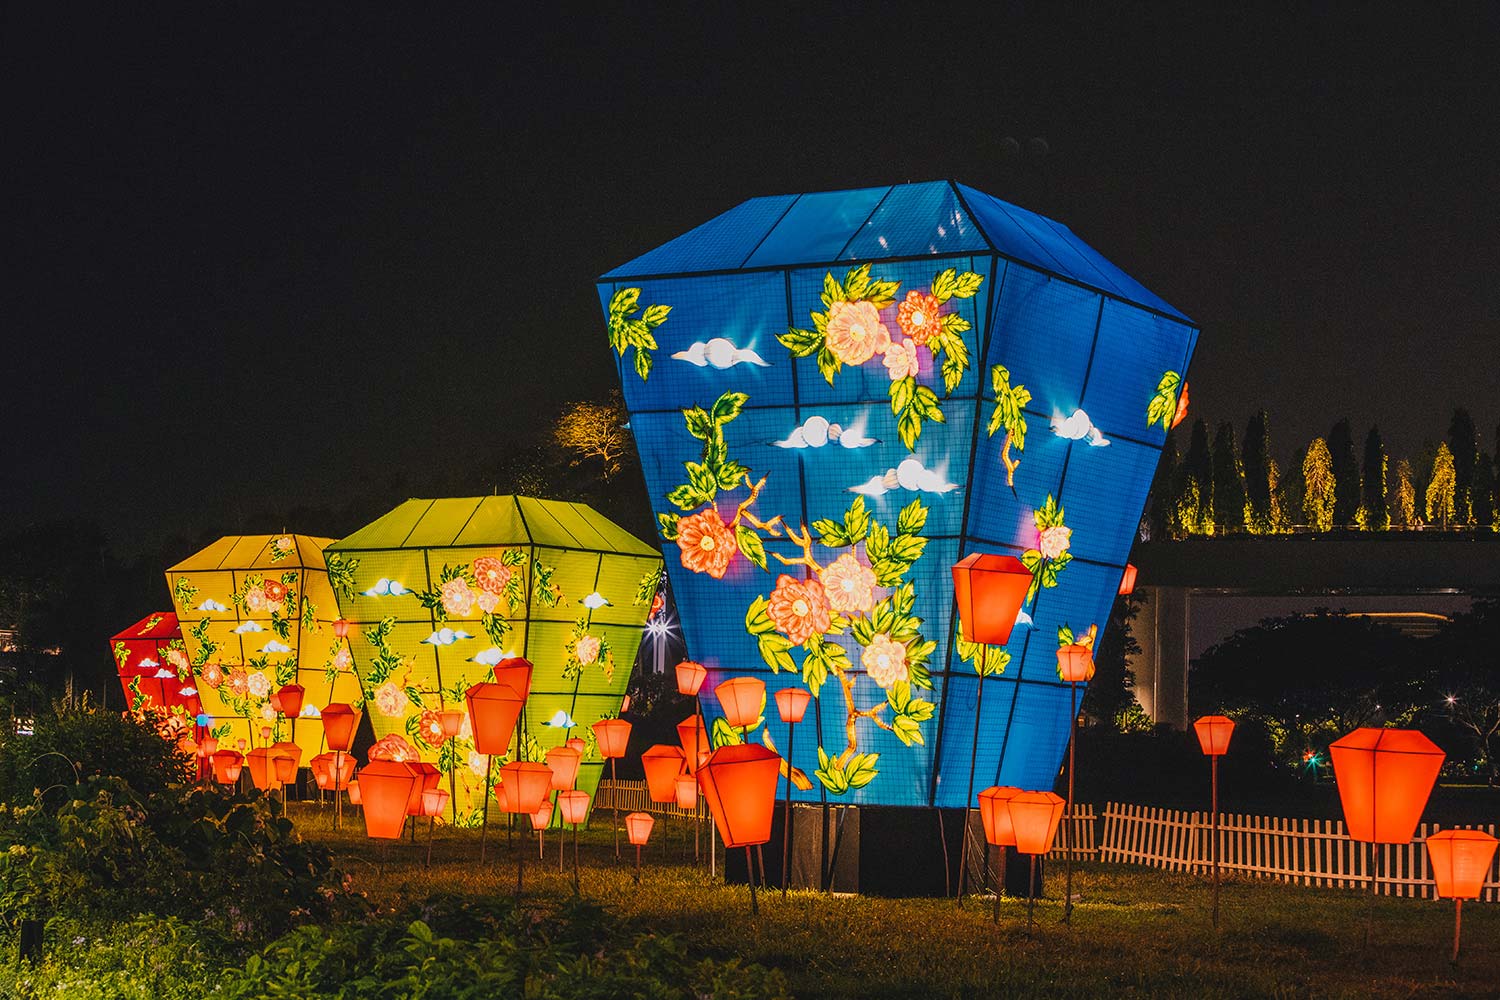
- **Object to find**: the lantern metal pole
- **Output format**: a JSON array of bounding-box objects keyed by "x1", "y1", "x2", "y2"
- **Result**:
[
  {"x1": 1064, "y1": 678, "x2": 1077, "y2": 926},
  {"x1": 612, "y1": 757, "x2": 620, "y2": 859},
  {"x1": 746, "y1": 846, "x2": 759, "y2": 915},
  {"x1": 1027, "y1": 854, "x2": 1037, "y2": 934},
  {"x1": 480, "y1": 755, "x2": 493, "y2": 863},
  {"x1": 1211, "y1": 752, "x2": 1221, "y2": 930},
  {"x1": 782, "y1": 717, "x2": 795, "y2": 896},
  {"x1": 517, "y1": 816, "x2": 527, "y2": 897},
  {"x1": 335, "y1": 750, "x2": 343, "y2": 831},
  {"x1": 634, "y1": 842, "x2": 642, "y2": 884},
  {"x1": 1365, "y1": 842, "x2": 1377, "y2": 948},
  {"x1": 694, "y1": 694, "x2": 703, "y2": 865},
  {"x1": 426, "y1": 814, "x2": 436, "y2": 867},
  {"x1": 572, "y1": 821, "x2": 581, "y2": 895},
  {"x1": 959, "y1": 665, "x2": 986, "y2": 907},
  {"x1": 993, "y1": 845, "x2": 1005, "y2": 924},
  {"x1": 1452, "y1": 898, "x2": 1463, "y2": 964}
]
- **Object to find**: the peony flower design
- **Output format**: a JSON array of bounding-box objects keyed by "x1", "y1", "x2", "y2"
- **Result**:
[
  {"x1": 369, "y1": 733, "x2": 418, "y2": 762},
  {"x1": 201, "y1": 662, "x2": 224, "y2": 689},
  {"x1": 820, "y1": 552, "x2": 877, "y2": 614},
  {"x1": 472, "y1": 556, "x2": 511, "y2": 594},
  {"x1": 825, "y1": 300, "x2": 891, "y2": 366},
  {"x1": 165, "y1": 647, "x2": 188, "y2": 671},
  {"x1": 260, "y1": 703, "x2": 275, "y2": 721},
  {"x1": 418, "y1": 709, "x2": 447, "y2": 748},
  {"x1": 476, "y1": 590, "x2": 500, "y2": 614},
  {"x1": 374, "y1": 680, "x2": 408, "y2": 717},
  {"x1": 333, "y1": 647, "x2": 352, "y2": 670},
  {"x1": 676, "y1": 506, "x2": 736, "y2": 579},
  {"x1": 896, "y1": 290, "x2": 943, "y2": 345},
  {"x1": 767, "y1": 574, "x2": 833, "y2": 646},
  {"x1": 244, "y1": 587, "x2": 269, "y2": 613},
  {"x1": 246, "y1": 671, "x2": 270, "y2": 698},
  {"x1": 883, "y1": 337, "x2": 920, "y2": 381},
  {"x1": 861, "y1": 633, "x2": 909, "y2": 689},
  {"x1": 274, "y1": 535, "x2": 294, "y2": 553},
  {"x1": 575, "y1": 634, "x2": 602, "y2": 665},
  {"x1": 1038, "y1": 524, "x2": 1072, "y2": 561},
  {"x1": 263, "y1": 580, "x2": 287, "y2": 604},
  {"x1": 226, "y1": 668, "x2": 250, "y2": 698},
  {"x1": 440, "y1": 577, "x2": 476, "y2": 617},
  {"x1": 467, "y1": 750, "x2": 488, "y2": 776}
]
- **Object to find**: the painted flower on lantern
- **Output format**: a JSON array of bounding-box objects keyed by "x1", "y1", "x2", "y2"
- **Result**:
[
  {"x1": 165, "y1": 647, "x2": 189, "y2": 672},
  {"x1": 201, "y1": 662, "x2": 224, "y2": 689},
  {"x1": 467, "y1": 750, "x2": 487, "y2": 776},
  {"x1": 476, "y1": 590, "x2": 500, "y2": 614},
  {"x1": 1019, "y1": 494, "x2": 1074, "y2": 605},
  {"x1": 821, "y1": 552, "x2": 876, "y2": 614},
  {"x1": 1038, "y1": 525, "x2": 1072, "y2": 561},
  {"x1": 260, "y1": 703, "x2": 275, "y2": 721},
  {"x1": 676, "y1": 507, "x2": 735, "y2": 578},
  {"x1": 374, "y1": 681, "x2": 408, "y2": 717},
  {"x1": 418, "y1": 709, "x2": 447, "y2": 747},
  {"x1": 825, "y1": 300, "x2": 891, "y2": 366},
  {"x1": 263, "y1": 580, "x2": 287, "y2": 604},
  {"x1": 861, "y1": 634, "x2": 909, "y2": 689},
  {"x1": 246, "y1": 671, "x2": 270, "y2": 698},
  {"x1": 226, "y1": 668, "x2": 250, "y2": 698},
  {"x1": 369, "y1": 733, "x2": 419, "y2": 762},
  {"x1": 440, "y1": 577, "x2": 475, "y2": 617},
  {"x1": 244, "y1": 587, "x2": 270, "y2": 613},
  {"x1": 575, "y1": 634, "x2": 602, "y2": 666},
  {"x1": 472, "y1": 556, "x2": 511, "y2": 594},
  {"x1": 332, "y1": 647, "x2": 352, "y2": 670},
  {"x1": 896, "y1": 289, "x2": 943, "y2": 345},
  {"x1": 883, "y1": 337, "x2": 920, "y2": 381},
  {"x1": 274, "y1": 535, "x2": 294, "y2": 553},
  {"x1": 768, "y1": 574, "x2": 832, "y2": 645}
]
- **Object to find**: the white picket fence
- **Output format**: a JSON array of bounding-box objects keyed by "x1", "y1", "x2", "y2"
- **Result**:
[
  {"x1": 594, "y1": 779, "x2": 698, "y2": 819},
  {"x1": 1098, "y1": 801, "x2": 1500, "y2": 902}
]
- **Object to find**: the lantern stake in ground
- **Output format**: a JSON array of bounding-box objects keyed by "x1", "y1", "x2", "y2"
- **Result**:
[
  {"x1": 677, "y1": 660, "x2": 707, "y2": 865},
  {"x1": 626, "y1": 811, "x2": 654, "y2": 885},
  {"x1": 1056, "y1": 642, "x2": 1094, "y2": 925},
  {"x1": 592, "y1": 717, "x2": 631, "y2": 859},
  {"x1": 558, "y1": 789, "x2": 590, "y2": 895},
  {"x1": 1008, "y1": 791, "x2": 1065, "y2": 934},
  {"x1": 697, "y1": 743, "x2": 779, "y2": 916},
  {"x1": 979, "y1": 786, "x2": 1021, "y2": 924},
  {"x1": 1425, "y1": 828, "x2": 1499, "y2": 963},
  {"x1": 1193, "y1": 714, "x2": 1235, "y2": 930},
  {"x1": 322, "y1": 702, "x2": 358, "y2": 832},
  {"x1": 774, "y1": 685, "x2": 810, "y2": 896}
]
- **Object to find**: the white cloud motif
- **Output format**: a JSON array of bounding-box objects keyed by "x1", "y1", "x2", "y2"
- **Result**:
[
  {"x1": 851, "y1": 458, "x2": 960, "y2": 497},
  {"x1": 179, "y1": 686, "x2": 198, "y2": 697},
  {"x1": 362, "y1": 578, "x2": 412, "y2": 597},
  {"x1": 153, "y1": 667, "x2": 175, "y2": 678},
  {"x1": 672, "y1": 338, "x2": 770, "y2": 369},
  {"x1": 1014, "y1": 609, "x2": 1035, "y2": 630},
  {"x1": 471, "y1": 646, "x2": 513, "y2": 666},
  {"x1": 1051, "y1": 408, "x2": 1110, "y2": 447},
  {"x1": 422, "y1": 628, "x2": 474, "y2": 646},
  {"x1": 232, "y1": 621, "x2": 264, "y2": 634},
  {"x1": 774, "y1": 414, "x2": 876, "y2": 450},
  {"x1": 543, "y1": 710, "x2": 576, "y2": 728},
  {"x1": 299, "y1": 704, "x2": 321, "y2": 718},
  {"x1": 261, "y1": 640, "x2": 292, "y2": 654},
  {"x1": 196, "y1": 599, "x2": 228, "y2": 612},
  {"x1": 581, "y1": 592, "x2": 610, "y2": 610},
  {"x1": 138, "y1": 657, "x2": 159, "y2": 668}
]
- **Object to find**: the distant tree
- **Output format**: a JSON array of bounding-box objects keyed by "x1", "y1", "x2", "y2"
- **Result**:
[
  {"x1": 1280, "y1": 446, "x2": 1306, "y2": 530},
  {"x1": 1267, "y1": 457, "x2": 1292, "y2": 532},
  {"x1": 1474, "y1": 453, "x2": 1497, "y2": 530},
  {"x1": 1180, "y1": 418, "x2": 1214, "y2": 534},
  {"x1": 1448, "y1": 408, "x2": 1479, "y2": 524},
  {"x1": 1327, "y1": 418, "x2": 1360, "y2": 527},
  {"x1": 1146, "y1": 431, "x2": 1179, "y2": 540},
  {"x1": 1083, "y1": 596, "x2": 1143, "y2": 728},
  {"x1": 1425, "y1": 601, "x2": 1500, "y2": 784},
  {"x1": 553, "y1": 392, "x2": 634, "y2": 481},
  {"x1": 1426, "y1": 443, "x2": 1456, "y2": 529},
  {"x1": 1242, "y1": 410, "x2": 1274, "y2": 533},
  {"x1": 1210, "y1": 422, "x2": 1248, "y2": 533},
  {"x1": 1359, "y1": 426, "x2": 1390, "y2": 530},
  {"x1": 1302, "y1": 438, "x2": 1336, "y2": 531},
  {"x1": 1393, "y1": 458, "x2": 1418, "y2": 527}
]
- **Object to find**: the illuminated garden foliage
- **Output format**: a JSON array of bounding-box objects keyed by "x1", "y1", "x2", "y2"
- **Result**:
[
  {"x1": 597, "y1": 181, "x2": 1198, "y2": 805},
  {"x1": 325, "y1": 497, "x2": 661, "y2": 824}
]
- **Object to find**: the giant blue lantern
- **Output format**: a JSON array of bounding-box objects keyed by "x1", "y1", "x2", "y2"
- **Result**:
[{"x1": 597, "y1": 181, "x2": 1196, "y2": 807}]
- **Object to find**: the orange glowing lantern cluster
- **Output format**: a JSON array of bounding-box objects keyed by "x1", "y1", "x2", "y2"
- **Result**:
[
  {"x1": 358, "y1": 760, "x2": 419, "y2": 839},
  {"x1": 675, "y1": 660, "x2": 707, "y2": 697},
  {"x1": 310, "y1": 751, "x2": 356, "y2": 790},
  {"x1": 210, "y1": 749, "x2": 243, "y2": 785},
  {"x1": 642, "y1": 745, "x2": 685, "y2": 803},
  {"x1": 952, "y1": 552, "x2": 1032, "y2": 645},
  {"x1": 1329, "y1": 728, "x2": 1445, "y2": 843},
  {"x1": 978, "y1": 786, "x2": 1022, "y2": 847},
  {"x1": 1008, "y1": 791, "x2": 1065, "y2": 856},
  {"x1": 403, "y1": 762, "x2": 440, "y2": 816},
  {"x1": 696, "y1": 743, "x2": 780, "y2": 849},
  {"x1": 715, "y1": 676, "x2": 765, "y2": 730}
]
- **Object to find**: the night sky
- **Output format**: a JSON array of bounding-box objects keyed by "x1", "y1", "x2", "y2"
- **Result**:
[{"x1": 6, "y1": 6, "x2": 1497, "y2": 556}]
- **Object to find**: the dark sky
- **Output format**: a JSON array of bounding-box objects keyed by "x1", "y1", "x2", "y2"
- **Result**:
[{"x1": 5, "y1": 5, "x2": 1497, "y2": 555}]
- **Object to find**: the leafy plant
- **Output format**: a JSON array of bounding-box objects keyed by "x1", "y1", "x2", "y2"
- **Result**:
[{"x1": 605, "y1": 287, "x2": 671, "y2": 381}]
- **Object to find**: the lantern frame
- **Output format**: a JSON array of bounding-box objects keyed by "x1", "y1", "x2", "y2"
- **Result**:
[
  {"x1": 545, "y1": 745, "x2": 583, "y2": 792},
  {"x1": 499, "y1": 760, "x2": 553, "y2": 815},
  {"x1": 715, "y1": 676, "x2": 765, "y2": 730},
  {"x1": 951, "y1": 552, "x2": 1032, "y2": 646},
  {"x1": 1426, "y1": 828, "x2": 1499, "y2": 900},
  {"x1": 320, "y1": 703, "x2": 359, "y2": 752},
  {"x1": 675, "y1": 660, "x2": 707, "y2": 697},
  {"x1": 696, "y1": 743, "x2": 781, "y2": 849},
  {"x1": 1055, "y1": 644, "x2": 1094, "y2": 683},
  {"x1": 977, "y1": 786, "x2": 1022, "y2": 847},
  {"x1": 642, "y1": 744, "x2": 686, "y2": 803},
  {"x1": 466, "y1": 682, "x2": 526, "y2": 756},
  {"x1": 1007, "y1": 790, "x2": 1066, "y2": 856},
  {"x1": 1193, "y1": 715, "x2": 1236, "y2": 756},
  {"x1": 1329, "y1": 727, "x2": 1445, "y2": 844},
  {"x1": 591, "y1": 717, "x2": 631, "y2": 759},
  {"x1": 625, "y1": 811, "x2": 655, "y2": 846},
  {"x1": 676, "y1": 714, "x2": 710, "y2": 773},
  {"x1": 774, "y1": 686, "x2": 811, "y2": 724}
]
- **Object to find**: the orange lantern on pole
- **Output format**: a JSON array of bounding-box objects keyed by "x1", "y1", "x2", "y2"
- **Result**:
[
  {"x1": 1118, "y1": 563, "x2": 1138, "y2": 596},
  {"x1": 677, "y1": 714, "x2": 710, "y2": 774},
  {"x1": 465, "y1": 683, "x2": 525, "y2": 755},
  {"x1": 321, "y1": 703, "x2": 358, "y2": 751},
  {"x1": 592, "y1": 717, "x2": 632, "y2": 859},
  {"x1": 626, "y1": 810, "x2": 655, "y2": 883},
  {"x1": 978, "y1": 785, "x2": 1021, "y2": 922},
  {"x1": 1055, "y1": 645, "x2": 1094, "y2": 684},
  {"x1": 347, "y1": 779, "x2": 362, "y2": 805},
  {"x1": 1330, "y1": 728, "x2": 1445, "y2": 844},
  {"x1": 499, "y1": 761, "x2": 552, "y2": 816},
  {"x1": 358, "y1": 760, "x2": 419, "y2": 839},
  {"x1": 246, "y1": 747, "x2": 279, "y2": 790},
  {"x1": 437, "y1": 708, "x2": 464, "y2": 738},
  {"x1": 952, "y1": 552, "x2": 1032, "y2": 645},
  {"x1": 675, "y1": 660, "x2": 707, "y2": 697},
  {"x1": 421, "y1": 787, "x2": 449, "y2": 817},
  {"x1": 530, "y1": 800, "x2": 552, "y2": 831},
  {"x1": 566, "y1": 736, "x2": 586, "y2": 755},
  {"x1": 774, "y1": 687, "x2": 810, "y2": 724},
  {"x1": 271, "y1": 741, "x2": 302, "y2": 786},
  {"x1": 403, "y1": 762, "x2": 440, "y2": 817},
  {"x1": 1007, "y1": 790, "x2": 1065, "y2": 932},
  {"x1": 210, "y1": 749, "x2": 243, "y2": 785},
  {"x1": 642, "y1": 745, "x2": 686, "y2": 803},
  {"x1": 558, "y1": 789, "x2": 591, "y2": 893},
  {"x1": 697, "y1": 743, "x2": 781, "y2": 914},
  {"x1": 331, "y1": 618, "x2": 351, "y2": 639},
  {"x1": 276, "y1": 684, "x2": 305, "y2": 717},
  {"x1": 492, "y1": 657, "x2": 534, "y2": 700},
  {"x1": 1054, "y1": 643, "x2": 1093, "y2": 926},
  {"x1": 674, "y1": 773, "x2": 698, "y2": 811},
  {"x1": 1193, "y1": 714, "x2": 1236, "y2": 930},
  {"x1": 310, "y1": 753, "x2": 333, "y2": 790},
  {"x1": 545, "y1": 745, "x2": 582, "y2": 792},
  {"x1": 774, "y1": 685, "x2": 811, "y2": 896},
  {"x1": 1425, "y1": 828, "x2": 1499, "y2": 962},
  {"x1": 715, "y1": 676, "x2": 765, "y2": 731}
]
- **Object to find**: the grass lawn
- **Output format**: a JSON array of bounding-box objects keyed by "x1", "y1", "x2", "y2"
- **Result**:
[{"x1": 293, "y1": 803, "x2": 1500, "y2": 999}]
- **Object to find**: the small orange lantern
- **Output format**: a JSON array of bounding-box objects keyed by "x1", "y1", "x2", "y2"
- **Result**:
[
  {"x1": 677, "y1": 714, "x2": 710, "y2": 773},
  {"x1": 358, "y1": 760, "x2": 419, "y2": 839},
  {"x1": 321, "y1": 703, "x2": 359, "y2": 752},
  {"x1": 466, "y1": 682, "x2": 525, "y2": 755},
  {"x1": 626, "y1": 811, "x2": 654, "y2": 846},
  {"x1": 403, "y1": 762, "x2": 441, "y2": 816},
  {"x1": 978, "y1": 786, "x2": 1022, "y2": 847},
  {"x1": 545, "y1": 745, "x2": 582, "y2": 791},
  {"x1": 1118, "y1": 563, "x2": 1138, "y2": 596},
  {"x1": 246, "y1": 747, "x2": 279, "y2": 789},
  {"x1": 774, "y1": 686, "x2": 811, "y2": 724},
  {"x1": 676, "y1": 660, "x2": 707, "y2": 697},
  {"x1": 566, "y1": 736, "x2": 586, "y2": 754},
  {"x1": 1329, "y1": 728, "x2": 1445, "y2": 844},
  {"x1": 674, "y1": 773, "x2": 698, "y2": 811},
  {"x1": 492, "y1": 657, "x2": 534, "y2": 700},
  {"x1": 558, "y1": 789, "x2": 590, "y2": 826},
  {"x1": 592, "y1": 717, "x2": 631, "y2": 758},
  {"x1": 530, "y1": 800, "x2": 553, "y2": 831},
  {"x1": 347, "y1": 779, "x2": 362, "y2": 805},
  {"x1": 715, "y1": 676, "x2": 765, "y2": 730},
  {"x1": 199, "y1": 736, "x2": 219, "y2": 757},
  {"x1": 276, "y1": 684, "x2": 305, "y2": 717},
  {"x1": 1194, "y1": 715, "x2": 1236, "y2": 756},
  {"x1": 311, "y1": 753, "x2": 333, "y2": 790},
  {"x1": 1425, "y1": 829, "x2": 1499, "y2": 961},
  {"x1": 642, "y1": 744, "x2": 686, "y2": 803},
  {"x1": 271, "y1": 741, "x2": 302, "y2": 785},
  {"x1": 696, "y1": 743, "x2": 780, "y2": 849},
  {"x1": 499, "y1": 761, "x2": 552, "y2": 815},
  {"x1": 331, "y1": 618, "x2": 351, "y2": 639},
  {"x1": 210, "y1": 749, "x2": 243, "y2": 785},
  {"x1": 1008, "y1": 791, "x2": 1066, "y2": 856},
  {"x1": 493, "y1": 774, "x2": 512, "y2": 812},
  {"x1": 952, "y1": 552, "x2": 1032, "y2": 645},
  {"x1": 1055, "y1": 644, "x2": 1094, "y2": 683},
  {"x1": 420, "y1": 787, "x2": 450, "y2": 818},
  {"x1": 268, "y1": 691, "x2": 284, "y2": 715}
]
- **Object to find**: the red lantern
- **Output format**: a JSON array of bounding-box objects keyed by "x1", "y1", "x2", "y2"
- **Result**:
[
  {"x1": 210, "y1": 749, "x2": 243, "y2": 785},
  {"x1": 774, "y1": 686, "x2": 811, "y2": 724},
  {"x1": 952, "y1": 552, "x2": 1032, "y2": 646},
  {"x1": 558, "y1": 789, "x2": 590, "y2": 826},
  {"x1": 1055, "y1": 644, "x2": 1094, "y2": 683},
  {"x1": 466, "y1": 682, "x2": 525, "y2": 755},
  {"x1": 246, "y1": 748, "x2": 279, "y2": 789},
  {"x1": 1427, "y1": 829, "x2": 1499, "y2": 900},
  {"x1": 1008, "y1": 791, "x2": 1066, "y2": 856},
  {"x1": 199, "y1": 736, "x2": 219, "y2": 758},
  {"x1": 403, "y1": 762, "x2": 441, "y2": 816},
  {"x1": 347, "y1": 779, "x2": 362, "y2": 805},
  {"x1": 492, "y1": 657, "x2": 534, "y2": 701},
  {"x1": 321, "y1": 703, "x2": 359, "y2": 752},
  {"x1": 674, "y1": 773, "x2": 698, "y2": 810},
  {"x1": 677, "y1": 714, "x2": 710, "y2": 773},
  {"x1": 1329, "y1": 728, "x2": 1445, "y2": 843},
  {"x1": 545, "y1": 745, "x2": 582, "y2": 791},
  {"x1": 566, "y1": 736, "x2": 586, "y2": 755},
  {"x1": 420, "y1": 787, "x2": 450, "y2": 818},
  {"x1": 530, "y1": 800, "x2": 552, "y2": 831},
  {"x1": 642, "y1": 744, "x2": 686, "y2": 803},
  {"x1": 358, "y1": 760, "x2": 419, "y2": 839},
  {"x1": 277, "y1": 684, "x2": 305, "y2": 717},
  {"x1": 499, "y1": 761, "x2": 552, "y2": 815},
  {"x1": 715, "y1": 676, "x2": 765, "y2": 730},
  {"x1": 311, "y1": 753, "x2": 333, "y2": 790},
  {"x1": 271, "y1": 741, "x2": 302, "y2": 784},
  {"x1": 268, "y1": 691, "x2": 284, "y2": 715},
  {"x1": 1193, "y1": 715, "x2": 1236, "y2": 756},
  {"x1": 977, "y1": 786, "x2": 1022, "y2": 847},
  {"x1": 493, "y1": 774, "x2": 512, "y2": 812},
  {"x1": 331, "y1": 618, "x2": 351, "y2": 639},
  {"x1": 675, "y1": 660, "x2": 707, "y2": 697},
  {"x1": 592, "y1": 718, "x2": 631, "y2": 759},
  {"x1": 626, "y1": 811, "x2": 655, "y2": 846},
  {"x1": 697, "y1": 744, "x2": 781, "y2": 849},
  {"x1": 438, "y1": 708, "x2": 464, "y2": 737},
  {"x1": 1118, "y1": 563, "x2": 1138, "y2": 596}
]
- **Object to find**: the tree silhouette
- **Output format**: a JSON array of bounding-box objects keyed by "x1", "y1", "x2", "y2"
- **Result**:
[
  {"x1": 1211, "y1": 421, "x2": 1247, "y2": 533},
  {"x1": 1180, "y1": 418, "x2": 1213, "y2": 534},
  {"x1": 554, "y1": 391, "x2": 634, "y2": 481},
  {"x1": 1393, "y1": 458, "x2": 1418, "y2": 528},
  {"x1": 1302, "y1": 438, "x2": 1335, "y2": 531},
  {"x1": 1327, "y1": 418, "x2": 1360, "y2": 528},
  {"x1": 1427, "y1": 443, "x2": 1456, "y2": 529},
  {"x1": 1242, "y1": 410, "x2": 1274, "y2": 533},
  {"x1": 1146, "y1": 431, "x2": 1179, "y2": 540},
  {"x1": 1448, "y1": 408, "x2": 1479, "y2": 524},
  {"x1": 1360, "y1": 426, "x2": 1390, "y2": 530},
  {"x1": 1474, "y1": 453, "x2": 1497, "y2": 530}
]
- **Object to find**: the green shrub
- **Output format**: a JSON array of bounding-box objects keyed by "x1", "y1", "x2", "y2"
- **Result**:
[{"x1": 0, "y1": 915, "x2": 216, "y2": 1000}]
